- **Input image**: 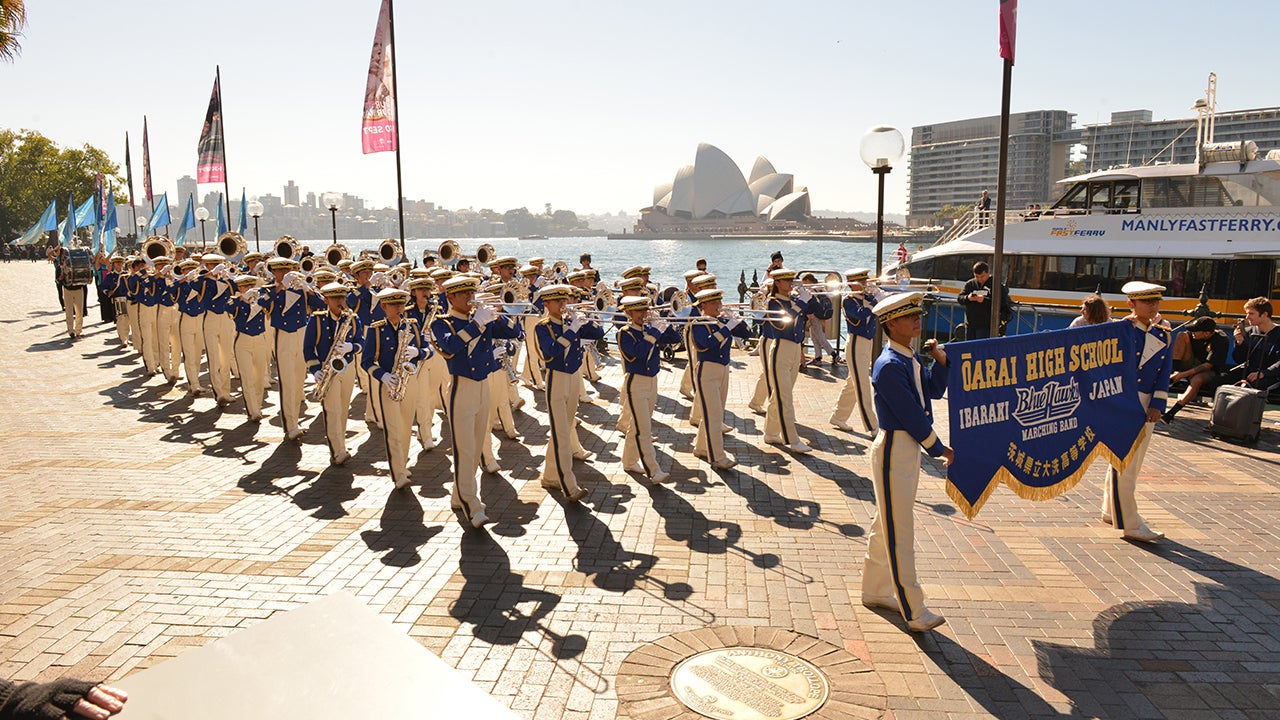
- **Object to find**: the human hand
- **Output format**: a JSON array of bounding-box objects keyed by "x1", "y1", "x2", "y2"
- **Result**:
[
  {"x1": 311, "y1": 371, "x2": 324, "y2": 384},
  {"x1": 403, "y1": 345, "x2": 420, "y2": 360},
  {"x1": 567, "y1": 315, "x2": 585, "y2": 333},
  {"x1": 472, "y1": 304, "x2": 496, "y2": 327},
  {"x1": 71, "y1": 684, "x2": 128, "y2": 719},
  {"x1": 1146, "y1": 407, "x2": 1162, "y2": 423},
  {"x1": 796, "y1": 286, "x2": 812, "y2": 303},
  {"x1": 726, "y1": 315, "x2": 743, "y2": 330},
  {"x1": 942, "y1": 446, "x2": 955, "y2": 467},
  {"x1": 652, "y1": 317, "x2": 670, "y2": 333},
  {"x1": 382, "y1": 374, "x2": 399, "y2": 390},
  {"x1": 337, "y1": 341, "x2": 353, "y2": 355}
]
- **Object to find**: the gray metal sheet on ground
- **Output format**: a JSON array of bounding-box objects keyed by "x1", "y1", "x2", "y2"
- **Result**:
[{"x1": 115, "y1": 592, "x2": 517, "y2": 719}]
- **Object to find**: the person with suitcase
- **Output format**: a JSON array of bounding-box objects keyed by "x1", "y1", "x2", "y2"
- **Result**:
[{"x1": 1227, "y1": 297, "x2": 1280, "y2": 391}]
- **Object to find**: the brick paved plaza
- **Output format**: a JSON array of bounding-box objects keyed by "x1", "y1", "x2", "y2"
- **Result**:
[{"x1": 2, "y1": 262, "x2": 1279, "y2": 719}]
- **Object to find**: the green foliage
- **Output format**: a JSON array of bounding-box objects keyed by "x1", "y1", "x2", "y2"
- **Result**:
[
  {"x1": 0, "y1": 128, "x2": 122, "y2": 240},
  {"x1": 931, "y1": 204, "x2": 971, "y2": 223},
  {"x1": 502, "y1": 206, "x2": 588, "y2": 237}
]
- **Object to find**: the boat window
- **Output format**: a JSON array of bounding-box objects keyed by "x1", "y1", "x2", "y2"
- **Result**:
[
  {"x1": 1052, "y1": 183, "x2": 1089, "y2": 211},
  {"x1": 1142, "y1": 178, "x2": 1191, "y2": 208},
  {"x1": 1215, "y1": 174, "x2": 1277, "y2": 207},
  {"x1": 1041, "y1": 256, "x2": 1077, "y2": 291},
  {"x1": 931, "y1": 254, "x2": 958, "y2": 282},
  {"x1": 1225, "y1": 260, "x2": 1273, "y2": 300},
  {"x1": 906, "y1": 257, "x2": 934, "y2": 279},
  {"x1": 1111, "y1": 181, "x2": 1139, "y2": 212},
  {"x1": 1077, "y1": 256, "x2": 1111, "y2": 292},
  {"x1": 1112, "y1": 257, "x2": 1134, "y2": 283},
  {"x1": 1187, "y1": 177, "x2": 1232, "y2": 207},
  {"x1": 1088, "y1": 183, "x2": 1111, "y2": 210}
]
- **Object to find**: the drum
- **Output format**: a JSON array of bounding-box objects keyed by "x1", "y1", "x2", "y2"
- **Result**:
[
  {"x1": 112, "y1": 297, "x2": 128, "y2": 316},
  {"x1": 66, "y1": 249, "x2": 95, "y2": 287}
]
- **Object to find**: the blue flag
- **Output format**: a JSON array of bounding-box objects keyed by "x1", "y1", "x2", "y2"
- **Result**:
[
  {"x1": 216, "y1": 194, "x2": 228, "y2": 235},
  {"x1": 103, "y1": 184, "x2": 119, "y2": 254},
  {"x1": 61, "y1": 193, "x2": 76, "y2": 247},
  {"x1": 74, "y1": 196, "x2": 96, "y2": 228},
  {"x1": 944, "y1": 322, "x2": 1147, "y2": 519},
  {"x1": 40, "y1": 200, "x2": 58, "y2": 232},
  {"x1": 237, "y1": 188, "x2": 248, "y2": 235},
  {"x1": 146, "y1": 192, "x2": 171, "y2": 234},
  {"x1": 175, "y1": 194, "x2": 196, "y2": 246}
]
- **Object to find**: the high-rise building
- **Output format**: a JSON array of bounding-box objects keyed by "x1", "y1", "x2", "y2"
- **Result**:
[
  {"x1": 176, "y1": 175, "x2": 197, "y2": 205},
  {"x1": 1082, "y1": 106, "x2": 1280, "y2": 170},
  {"x1": 305, "y1": 192, "x2": 316, "y2": 209},
  {"x1": 907, "y1": 110, "x2": 1076, "y2": 227},
  {"x1": 284, "y1": 180, "x2": 300, "y2": 206}
]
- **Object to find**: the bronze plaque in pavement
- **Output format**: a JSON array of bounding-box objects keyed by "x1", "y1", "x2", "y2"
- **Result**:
[{"x1": 670, "y1": 646, "x2": 830, "y2": 719}]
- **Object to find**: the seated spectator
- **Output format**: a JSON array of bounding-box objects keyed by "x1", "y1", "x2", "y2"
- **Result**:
[
  {"x1": 1069, "y1": 294, "x2": 1112, "y2": 328},
  {"x1": 1224, "y1": 297, "x2": 1280, "y2": 392},
  {"x1": 1162, "y1": 316, "x2": 1230, "y2": 423},
  {"x1": 1, "y1": 676, "x2": 127, "y2": 719}
]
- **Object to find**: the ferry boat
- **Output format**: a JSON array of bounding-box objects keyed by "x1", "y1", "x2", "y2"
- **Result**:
[{"x1": 888, "y1": 83, "x2": 1279, "y2": 332}]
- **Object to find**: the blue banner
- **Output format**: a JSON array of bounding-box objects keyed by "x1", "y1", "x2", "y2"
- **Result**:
[
  {"x1": 147, "y1": 192, "x2": 171, "y2": 233},
  {"x1": 175, "y1": 193, "x2": 196, "y2": 246},
  {"x1": 945, "y1": 321, "x2": 1147, "y2": 518}
]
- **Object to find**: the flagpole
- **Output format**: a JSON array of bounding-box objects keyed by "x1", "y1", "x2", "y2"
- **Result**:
[
  {"x1": 217, "y1": 65, "x2": 233, "y2": 226},
  {"x1": 387, "y1": 0, "x2": 407, "y2": 256},
  {"x1": 126, "y1": 133, "x2": 137, "y2": 242},
  {"x1": 990, "y1": 61, "x2": 1012, "y2": 334}
]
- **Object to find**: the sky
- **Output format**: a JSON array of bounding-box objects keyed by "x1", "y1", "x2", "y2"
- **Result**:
[{"x1": 2, "y1": 0, "x2": 1276, "y2": 217}]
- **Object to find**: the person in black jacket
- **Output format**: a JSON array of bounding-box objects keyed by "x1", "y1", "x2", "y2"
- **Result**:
[
  {"x1": 1162, "y1": 316, "x2": 1230, "y2": 423},
  {"x1": 1225, "y1": 297, "x2": 1280, "y2": 391},
  {"x1": 956, "y1": 261, "x2": 1011, "y2": 339},
  {"x1": 0, "y1": 676, "x2": 126, "y2": 719}
]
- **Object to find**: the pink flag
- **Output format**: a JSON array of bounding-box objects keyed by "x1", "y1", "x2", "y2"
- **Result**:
[
  {"x1": 362, "y1": 0, "x2": 397, "y2": 154},
  {"x1": 999, "y1": 0, "x2": 1017, "y2": 64}
]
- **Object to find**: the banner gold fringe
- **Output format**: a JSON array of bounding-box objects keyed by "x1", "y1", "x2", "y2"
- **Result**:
[{"x1": 946, "y1": 430, "x2": 1147, "y2": 520}]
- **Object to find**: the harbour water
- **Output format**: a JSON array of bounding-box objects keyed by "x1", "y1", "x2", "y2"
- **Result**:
[{"x1": 297, "y1": 236, "x2": 911, "y2": 291}]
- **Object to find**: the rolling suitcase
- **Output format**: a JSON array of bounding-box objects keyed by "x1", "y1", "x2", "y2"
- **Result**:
[{"x1": 1206, "y1": 385, "x2": 1266, "y2": 443}]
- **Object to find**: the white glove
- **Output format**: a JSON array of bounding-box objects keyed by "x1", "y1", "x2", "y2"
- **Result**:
[
  {"x1": 283, "y1": 271, "x2": 304, "y2": 290},
  {"x1": 796, "y1": 286, "x2": 813, "y2": 303},
  {"x1": 472, "y1": 304, "x2": 496, "y2": 327},
  {"x1": 492, "y1": 347, "x2": 504, "y2": 362},
  {"x1": 726, "y1": 316, "x2": 743, "y2": 330},
  {"x1": 337, "y1": 341, "x2": 353, "y2": 355},
  {"x1": 652, "y1": 317, "x2": 670, "y2": 333},
  {"x1": 381, "y1": 374, "x2": 400, "y2": 390},
  {"x1": 183, "y1": 269, "x2": 199, "y2": 283},
  {"x1": 403, "y1": 345, "x2": 420, "y2": 360},
  {"x1": 311, "y1": 371, "x2": 324, "y2": 384},
  {"x1": 567, "y1": 315, "x2": 585, "y2": 333},
  {"x1": 242, "y1": 288, "x2": 259, "y2": 303}
]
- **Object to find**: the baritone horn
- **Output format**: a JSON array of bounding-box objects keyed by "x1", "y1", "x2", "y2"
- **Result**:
[
  {"x1": 593, "y1": 283, "x2": 615, "y2": 312},
  {"x1": 378, "y1": 238, "x2": 403, "y2": 264},
  {"x1": 274, "y1": 235, "x2": 301, "y2": 260},
  {"x1": 324, "y1": 243, "x2": 351, "y2": 266},
  {"x1": 142, "y1": 235, "x2": 175, "y2": 261},
  {"x1": 437, "y1": 239, "x2": 461, "y2": 265},
  {"x1": 300, "y1": 256, "x2": 318, "y2": 274},
  {"x1": 474, "y1": 243, "x2": 496, "y2": 266},
  {"x1": 216, "y1": 232, "x2": 246, "y2": 261}
]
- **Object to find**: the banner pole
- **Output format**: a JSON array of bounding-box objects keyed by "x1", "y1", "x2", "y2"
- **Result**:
[
  {"x1": 387, "y1": 0, "x2": 407, "y2": 257},
  {"x1": 990, "y1": 57, "x2": 1012, "y2": 335},
  {"x1": 217, "y1": 66, "x2": 232, "y2": 227}
]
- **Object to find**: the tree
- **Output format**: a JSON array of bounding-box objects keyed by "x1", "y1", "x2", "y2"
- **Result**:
[
  {"x1": 1, "y1": 0, "x2": 25, "y2": 63},
  {"x1": 0, "y1": 128, "x2": 122, "y2": 240}
]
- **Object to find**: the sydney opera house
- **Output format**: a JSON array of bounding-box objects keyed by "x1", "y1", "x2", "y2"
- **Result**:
[{"x1": 626, "y1": 143, "x2": 872, "y2": 238}]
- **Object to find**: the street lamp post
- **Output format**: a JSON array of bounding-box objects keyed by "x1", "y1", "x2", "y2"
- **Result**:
[
  {"x1": 323, "y1": 193, "x2": 341, "y2": 244},
  {"x1": 136, "y1": 216, "x2": 147, "y2": 249},
  {"x1": 247, "y1": 200, "x2": 264, "y2": 252},
  {"x1": 195, "y1": 207, "x2": 210, "y2": 251},
  {"x1": 858, "y1": 126, "x2": 905, "y2": 278}
]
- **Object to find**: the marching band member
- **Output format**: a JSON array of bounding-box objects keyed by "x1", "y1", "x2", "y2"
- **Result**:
[
  {"x1": 536, "y1": 284, "x2": 605, "y2": 501},
  {"x1": 617, "y1": 296, "x2": 681, "y2": 484},
  {"x1": 346, "y1": 259, "x2": 381, "y2": 428},
  {"x1": 432, "y1": 276, "x2": 522, "y2": 526},
  {"x1": 862, "y1": 291, "x2": 952, "y2": 632},
  {"x1": 136, "y1": 261, "x2": 161, "y2": 374},
  {"x1": 363, "y1": 288, "x2": 424, "y2": 488},
  {"x1": 677, "y1": 269, "x2": 704, "y2": 400},
  {"x1": 405, "y1": 277, "x2": 447, "y2": 450},
  {"x1": 686, "y1": 273, "x2": 721, "y2": 430},
  {"x1": 198, "y1": 254, "x2": 236, "y2": 404},
  {"x1": 689, "y1": 289, "x2": 752, "y2": 470},
  {"x1": 480, "y1": 282, "x2": 521, "y2": 443},
  {"x1": 748, "y1": 277, "x2": 775, "y2": 414},
  {"x1": 488, "y1": 256, "x2": 526, "y2": 412},
  {"x1": 102, "y1": 256, "x2": 130, "y2": 346},
  {"x1": 613, "y1": 276, "x2": 649, "y2": 435},
  {"x1": 760, "y1": 268, "x2": 820, "y2": 453},
  {"x1": 566, "y1": 271, "x2": 601, "y2": 395},
  {"x1": 830, "y1": 268, "x2": 878, "y2": 434},
  {"x1": 1100, "y1": 281, "x2": 1172, "y2": 542},
  {"x1": 123, "y1": 258, "x2": 145, "y2": 353},
  {"x1": 230, "y1": 275, "x2": 271, "y2": 422},
  {"x1": 152, "y1": 257, "x2": 181, "y2": 384},
  {"x1": 174, "y1": 259, "x2": 207, "y2": 395},
  {"x1": 266, "y1": 257, "x2": 322, "y2": 440},
  {"x1": 306, "y1": 282, "x2": 364, "y2": 465},
  {"x1": 518, "y1": 264, "x2": 546, "y2": 390}
]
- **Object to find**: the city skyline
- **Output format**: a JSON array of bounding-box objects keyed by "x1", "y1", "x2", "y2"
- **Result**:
[{"x1": 2, "y1": 1, "x2": 1276, "y2": 217}]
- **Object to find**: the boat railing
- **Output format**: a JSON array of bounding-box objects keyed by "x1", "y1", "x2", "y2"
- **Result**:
[{"x1": 935, "y1": 207, "x2": 1034, "y2": 245}]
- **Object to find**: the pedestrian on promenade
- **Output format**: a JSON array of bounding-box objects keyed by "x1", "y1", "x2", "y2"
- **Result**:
[
  {"x1": 862, "y1": 291, "x2": 952, "y2": 632},
  {"x1": 1069, "y1": 294, "x2": 1111, "y2": 327},
  {"x1": 1162, "y1": 316, "x2": 1229, "y2": 423},
  {"x1": 957, "y1": 261, "x2": 1011, "y2": 339}
]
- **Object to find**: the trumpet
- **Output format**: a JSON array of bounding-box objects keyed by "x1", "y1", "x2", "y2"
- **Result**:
[{"x1": 473, "y1": 294, "x2": 542, "y2": 317}]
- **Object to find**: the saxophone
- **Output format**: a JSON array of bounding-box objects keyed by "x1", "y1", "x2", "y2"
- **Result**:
[
  {"x1": 309, "y1": 312, "x2": 354, "y2": 403},
  {"x1": 387, "y1": 318, "x2": 421, "y2": 403}
]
